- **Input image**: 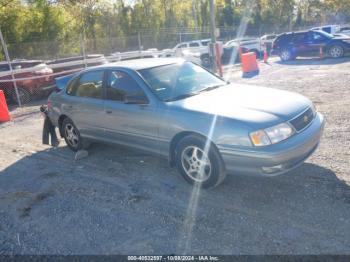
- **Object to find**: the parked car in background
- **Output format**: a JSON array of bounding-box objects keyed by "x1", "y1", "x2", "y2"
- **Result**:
[
  {"x1": 224, "y1": 37, "x2": 262, "y2": 58},
  {"x1": 272, "y1": 30, "x2": 350, "y2": 61},
  {"x1": 173, "y1": 39, "x2": 210, "y2": 56},
  {"x1": 260, "y1": 34, "x2": 277, "y2": 53},
  {"x1": 0, "y1": 60, "x2": 53, "y2": 103},
  {"x1": 173, "y1": 39, "x2": 211, "y2": 66},
  {"x1": 159, "y1": 48, "x2": 175, "y2": 57},
  {"x1": 48, "y1": 58, "x2": 324, "y2": 188},
  {"x1": 109, "y1": 50, "x2": 160, "y2": 62},
  {"x1": 311, "y1": 25, "x2": 340, "y2": 35}
]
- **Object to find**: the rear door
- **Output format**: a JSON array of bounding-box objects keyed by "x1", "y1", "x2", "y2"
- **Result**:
[
  {"x1": 103, "y1": 69, "x2": 159, "y2": 154},
  {"x1": 62, "y1": 70, "x2": 106, "y2": 139},
  {"x1": 292, "y1": 33, "x2": 309, "y2": 55}
]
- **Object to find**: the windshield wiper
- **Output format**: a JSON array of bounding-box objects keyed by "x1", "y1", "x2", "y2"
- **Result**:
[
  {"x1": 164, "y1": 84, "x2": 226, "y2": 102},
  {"x1": 198, "y1": 84, "x2": 225, "y2": 93},
  {"x1": 164, "y1": 92, "x2": 199, "y2": 102}
]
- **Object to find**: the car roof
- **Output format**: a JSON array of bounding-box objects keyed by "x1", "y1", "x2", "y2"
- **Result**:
[
  {"x1": 277, "y1": 31, "x2": 308, "y2": 37},
  {"x1": 93, "y1": 58, "x2": 185, "y2": 71},
  {"x1": 177, "y1": 39, "x2": 210, "y2": 44}
]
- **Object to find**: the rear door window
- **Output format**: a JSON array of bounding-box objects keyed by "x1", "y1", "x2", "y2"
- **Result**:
[
  {"x1": 189, "y1": 42, "x2": 200, "y2": 47},
  {"x1": 67, "y1": 70, "x2": 104, "y2": 99},
  {"x1": 292, "y1": 33, "x2": 307, "y2": 43}
]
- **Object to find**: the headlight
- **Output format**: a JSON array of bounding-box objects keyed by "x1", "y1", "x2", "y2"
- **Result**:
[
  {"x1": 249, "y1": 130, "x2": 271, "y2": 146},
  {"x1": 250, "y1": 122, "x2": 295, "y2": 146}
]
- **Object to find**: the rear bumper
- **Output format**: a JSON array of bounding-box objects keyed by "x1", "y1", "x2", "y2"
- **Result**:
[{"x1": 219, "y1": 113, "x2": 325, "y2": 176}]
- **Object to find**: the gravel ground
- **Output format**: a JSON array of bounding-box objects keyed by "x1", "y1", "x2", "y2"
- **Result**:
[{"x1": 0, "y1": 56, "x2": 349, "y2": 255}]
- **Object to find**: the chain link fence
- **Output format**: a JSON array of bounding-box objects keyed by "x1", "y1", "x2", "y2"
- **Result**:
[{"x1": 0, "y1": 24, "x2": 347, "y2": 107}]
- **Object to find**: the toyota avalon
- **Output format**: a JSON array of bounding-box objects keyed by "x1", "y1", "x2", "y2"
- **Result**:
[{"x1": 47, "y1": 58, "x2": 325, "y2": 188}]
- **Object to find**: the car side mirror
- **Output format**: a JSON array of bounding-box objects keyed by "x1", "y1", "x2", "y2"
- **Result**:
[{"x1": 125, "y1": 95, "x2": 149, "y2": 105}]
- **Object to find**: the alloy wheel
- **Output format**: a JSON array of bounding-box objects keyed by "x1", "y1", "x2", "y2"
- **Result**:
[
  {"x1": 181, "y1": 146, "x2": 212, "y2": 183},
  {"x1": 281, "y1": 50, "x2": 291, "y2": 61},
  {"x1": 64, "y1": 123, "x2": 79, "y2": 148},
  {"x1": 330, "y1": 46, "x2": 343, "y2": 58}
]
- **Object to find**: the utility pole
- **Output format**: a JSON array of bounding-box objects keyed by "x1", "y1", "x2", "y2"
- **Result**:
[{"x1": 209, "y1": 0, "x2": 217, "y2": 72}]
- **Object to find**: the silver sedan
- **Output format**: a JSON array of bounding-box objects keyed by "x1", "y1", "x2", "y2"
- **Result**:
[{"x1": 48, "y1": 58, "x2": 325, "y2": 188}]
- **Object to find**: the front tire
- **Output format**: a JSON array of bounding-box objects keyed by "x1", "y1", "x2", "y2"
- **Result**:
[
  {"x1": 328, "y1": 45, "x2": 344, "y2": 58},
  {"x1": 175, "y1": 135, "x2": 226, "y2": 188},
  {"x1": 62, "y1": 118, "x2": 83, "y2": 152}
]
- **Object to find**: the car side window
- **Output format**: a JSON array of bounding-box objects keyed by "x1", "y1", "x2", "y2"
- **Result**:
[
  {"x1": 0, "y1": 65, "x2": 9, "y2": 72},
  {"x1": 67, "y1": 71, "x2": 104, "y2": 99},
  {"x1": 106, "y1": 70, "x2": 146, "y2": 102},
  {"x1": 292, "y1": 33, "x2": 306, "y2": 43},
  {"x1": 189, "y1": 42, "x2": 200, "y2": 47},
  {"x1": 311, "y1": 32, "x2": 326, "y2": 41}
]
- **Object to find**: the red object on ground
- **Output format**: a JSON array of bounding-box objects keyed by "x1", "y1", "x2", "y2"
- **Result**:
[
  {"x1": 241, "y1": 52, "x2": 259, "y2": 74},
  {"x1": 0, "y1": 90, "x2": 10, "y2": 122},
  {"x1": 215, "y1": 43, "x2": 223, "y2": 77},
  {"x1": 263, "y1": 45, "x2": 268, "y2": 63}
]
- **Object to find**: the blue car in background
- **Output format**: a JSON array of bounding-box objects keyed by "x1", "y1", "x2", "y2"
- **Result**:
[{"x1": 272, "y1": 30, "x2": 350, "y2": 61}]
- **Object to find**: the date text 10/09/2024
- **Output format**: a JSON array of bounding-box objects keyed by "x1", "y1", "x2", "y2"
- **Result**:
[{"x1": 127, "y1": 256, "x2": 219, "y2": 261}]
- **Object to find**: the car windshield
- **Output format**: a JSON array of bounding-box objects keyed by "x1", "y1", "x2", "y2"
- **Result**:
[{"x1": 138, "y1": 61, "x2": 226, "y2": 102}]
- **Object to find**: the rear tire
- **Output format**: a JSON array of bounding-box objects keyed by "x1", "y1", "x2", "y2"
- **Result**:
[
  {"x1": 279, "y1": 49, "x2": 293, "y2": 61},
  {"x1": 62, "y1": 118, "x2": 84, "y2": 152},
  {"x1": 328, "y1": 45, "x2": 344, "y2": 58},
  {"x1": 175, "y1": 135, "x2": 226, "y2": 188}
]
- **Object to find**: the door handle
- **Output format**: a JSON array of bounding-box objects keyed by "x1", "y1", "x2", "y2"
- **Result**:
[{"x1": 106, "y1": 110, "x2": 112, "y2": 114}]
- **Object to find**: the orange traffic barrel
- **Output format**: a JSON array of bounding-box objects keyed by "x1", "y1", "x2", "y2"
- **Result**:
[
  {"x1": 241, "y1": 52, "x2": 259, "y2": 78},
  {"x1": 0, "y1": 90, "x2": 10, "y2": 122}
]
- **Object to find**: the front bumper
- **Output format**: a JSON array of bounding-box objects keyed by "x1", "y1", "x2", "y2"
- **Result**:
[{"x1": 219, "y1": 112, "x2": 325, "y2": 176}]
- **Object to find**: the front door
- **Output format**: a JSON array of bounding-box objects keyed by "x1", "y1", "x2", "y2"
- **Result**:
[
  {"x1": 304, "y1": 31, "x2": 327, "y2": 55},
  {"x1": 103, "y1": 70, "x2": 159, "y2": 154}
]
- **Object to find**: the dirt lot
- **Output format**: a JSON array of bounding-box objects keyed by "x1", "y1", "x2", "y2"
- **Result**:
[{"x1": 0, "y1": 57, "x2": 349, "y2": 255}]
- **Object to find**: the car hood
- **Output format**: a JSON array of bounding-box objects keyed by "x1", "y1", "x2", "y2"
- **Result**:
[{"x1": 169, "y1": 84, "x2": 311, "y2": 128}]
